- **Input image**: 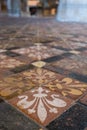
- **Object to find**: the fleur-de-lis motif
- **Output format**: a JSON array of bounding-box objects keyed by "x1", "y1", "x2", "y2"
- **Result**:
[{"x1": 17, "y1": 87, "x2": 67, "y2": 123}]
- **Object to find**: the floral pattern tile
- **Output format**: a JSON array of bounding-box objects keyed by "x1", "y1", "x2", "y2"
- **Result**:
[
  {"x1": 11, "y1": 45, "x2": 65, "y2": 60},
  {"x1": 0, "y1": 74, "x2": 36, "y2": 99},
  {"x1": 8, "y1": 87, "x2": 73, "y2": 126},
  {"x1": 44, "y1": 76, "x2": 87, "y2": 100},
  {"x1": 21, "y1": 68, "x2": 58, "y2": 86},
  {"x1": 0, "y1": 54, "x2": 25, "y2": 69},
  {"x1": 51, "y1": 56, "x2": 87, "y2": 75}
]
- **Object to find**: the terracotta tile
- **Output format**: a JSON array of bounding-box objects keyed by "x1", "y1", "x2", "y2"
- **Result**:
[
  {"x1": 0, "y1": 54, "x2": 25, "y2": 69},
  {"x1": 0, "y1": 73, "x2": 36, "y2": 99},
  {"x1": 46, "y1": 103, "x2": 87, "y2": 130},
  {"x1": 51, "y1": 55, "x2": 87, "y2": 75},
  {"x1": 22, "y1": 68, "x2": 58, "y2": 86},
  {"x1": 44, "y1": 75, "x2": 87, "y2": 100},
  {"x1": 79, "y1": 94, "x2": 87, "y2": 106},
  {"x1": 8, "y1": 87, "x2": 73, "y2": 126},
  {"x1": 11, "y1": 45, "x2": 65, "y2": 60}
]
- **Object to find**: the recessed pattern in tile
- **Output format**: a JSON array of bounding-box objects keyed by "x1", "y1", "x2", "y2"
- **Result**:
[
  {"x1": 8, "y1": 87, "x2": 73, "y2": 126},
  {"x1": 46, "y1": 103, "x2": 87, "y2": 130},
  {"x1": 0, "y1": 101, "x2": 40, "y2": 130}
]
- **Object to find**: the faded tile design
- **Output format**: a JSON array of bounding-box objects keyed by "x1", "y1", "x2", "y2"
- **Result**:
[
  {"x1": 32, "y1": 61, "x2": 46, "y2": 68},
  {"x1": 79, "y1": 94, "x2": 87, "y2": 106},
  {"x1": 0, "y1": 54, "x2": 25, "y2": 69},
  {"x1": 22, "y1": 68, "x2": 57, "y2": 86},
  {"x1": 9, "y1": 87, "x2": 73, "y2": 126},
  {"x1": 46, "y1": 103, "x2": 87, "y2": 130},
  {"x1": 11, "y1": 45, "x2": 65, "y2": 60},
  {"x1": 51, "y1": 56, "x2": 87, "y2": 75},
  {"x1": 0, "y1": 101, "x2": 40, "y2": 130},
  {"x1": 0, "y1": 74, "x2": 36, "y2": 99},
  {"x1": 44, "y1": 77, "x2": 87, "y2": 100}
]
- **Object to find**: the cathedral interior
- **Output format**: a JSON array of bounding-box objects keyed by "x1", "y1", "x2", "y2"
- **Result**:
[{"x1": 0, "y1": 0, "x2": 87, "y2": 130}]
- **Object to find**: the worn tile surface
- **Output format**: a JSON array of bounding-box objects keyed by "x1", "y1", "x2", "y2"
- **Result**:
[
  {"x1": 79, "y1": 93, "x2": 87, "y2": 106},
  {"x1": 46, "y1": 103, "x2": 87, "y2": 130},
  {"x1": 0, "y1": 16, "x2": 87, "y2": 129},
  {"x1": 8, "y1": 87, "x2": 73, "y2": 126},
  {"x1": 0, "y1": 100, "x2": 40, "y2": 130}
]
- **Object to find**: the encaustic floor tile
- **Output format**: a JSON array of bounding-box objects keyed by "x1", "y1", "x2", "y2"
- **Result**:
[
  {"x1": 0, "y1": 74, "x2": 36, "y2": 99},
  {"x1": 51, "y1": 56, "x2": 87, "y2": 75},
  {"x1": 0, "y1": 54, "x2": 25, "y2": 69},
  {"x1": 44, "y1": 76, "x2": 87, "y2": 100},
  {"x1": 11, "y1": 45, "x2": 65, "y2": 60},
  {"x1": 21, "y1": 68, "x2": 58, "y2": 86},
  {"x1": 46, "y1": 103, "x2": 87, "y2": 130},
  {"x1": 8, "y1": 87, "x2": 73, "y2": 126}
]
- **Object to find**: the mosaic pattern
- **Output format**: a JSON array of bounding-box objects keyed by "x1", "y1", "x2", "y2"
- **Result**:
[{"x1": 9, "y1": 87, "x2": 73, "y2": 126}]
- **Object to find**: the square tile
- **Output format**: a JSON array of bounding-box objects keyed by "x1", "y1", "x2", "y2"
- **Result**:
[
  {"x1": 21, "y1": 68, "x2": 58, "y2": 86},
  {"x1": 0, "y1": 54, "x2": 25, "y2": 69},
  {"x1": 51, "y1": 55, "x2": 87, "y2": 75},
  {"x1": 0, "y1": 101, "x2": 40, "y2": 130},
  {"x1": 8, "y1": 87, "x2": 73, "y2": 126},
  {"x1": 46, "y1": 103, "x2": 87, "y2": 130},
  {"x1": 11, "y1": 45, "x2": 65, "y2": 60},
  {"x1": 79, "y1": 94, "x2": 87, "y2": 106},
  {"x1": 0, "y1": 74, "x2": 36, "y2": 99},
  {"x1": 44, "y1": 75, "x2": 87, "y2": 100}
]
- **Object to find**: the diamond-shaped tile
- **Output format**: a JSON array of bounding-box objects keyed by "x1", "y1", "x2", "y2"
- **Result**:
[
  {"x1": 8, "y1": 87, "x2": 73, "y2": 126},
  {"x1": 32, "y1": 61, "x2": 46, "y2": 68}
]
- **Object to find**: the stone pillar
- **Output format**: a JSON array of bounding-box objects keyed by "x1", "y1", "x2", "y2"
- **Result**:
[
  {"x1": 7, "y1": 0, "x2": 21, "y2": 17},
  {"x1": 57, "y1": 0, "x2": 87, "y2": 22}
]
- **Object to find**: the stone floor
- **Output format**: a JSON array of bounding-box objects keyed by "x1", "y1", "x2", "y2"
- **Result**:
[{"x1": 0, "y1": 16, "x2": 87, "y2": 130}]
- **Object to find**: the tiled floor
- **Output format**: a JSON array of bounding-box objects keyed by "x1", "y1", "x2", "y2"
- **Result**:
[{"x1": 0, "y1": 16, "x2": 87, "y2": 130}]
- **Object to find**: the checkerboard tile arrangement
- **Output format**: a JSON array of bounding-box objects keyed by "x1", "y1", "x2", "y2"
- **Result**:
[{"x1": 0, "y1": 16, "x2": 87, "y2": 130}]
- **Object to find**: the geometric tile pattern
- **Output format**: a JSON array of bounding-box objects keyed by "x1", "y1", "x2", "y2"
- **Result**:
[{"x1": 0, "y1": 16, "x2": 87, "y2": 129}]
